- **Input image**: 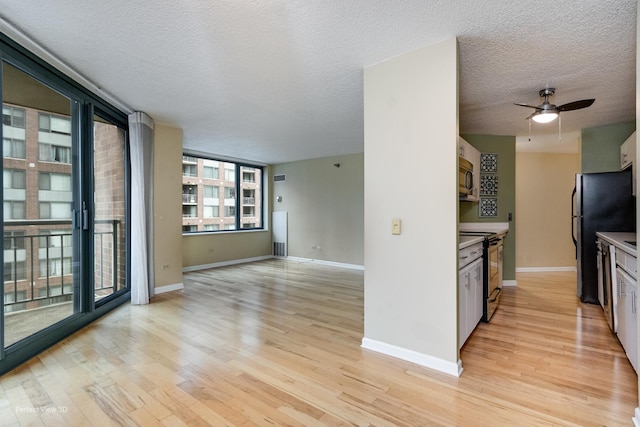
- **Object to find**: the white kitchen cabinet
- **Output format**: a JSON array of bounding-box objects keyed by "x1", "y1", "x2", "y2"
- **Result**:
[
  {"x1": 596, "y1": 232, "x2": 637, "y2": 372},
  {"x1": 458, "y1": 136, "x2": 480, "y2": 202},
  {"x1": 620, "y1": 131, "x2": 636, "y2": 196},
  {"x1": 458, "y1": 255, "x2": 483, "y2": 348},
  {"x1": 616, "y1": 266, "x2": 637, "y2": 372}
]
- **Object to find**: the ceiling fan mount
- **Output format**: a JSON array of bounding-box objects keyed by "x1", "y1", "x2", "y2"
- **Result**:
[
  {"x1": 539, "y1": 87, "x2": 555, "y2": 98},
  {"x1": 514, "y1": 88, "x2": 595, "y2": 123}
]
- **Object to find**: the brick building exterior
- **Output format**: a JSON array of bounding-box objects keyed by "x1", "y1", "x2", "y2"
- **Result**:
[
  {"x1": 3, "y1": 103, "x2": 126, "y2": 314},
  {"x1": 181, "y1": 156, "x2": 262, "y2": 232}
]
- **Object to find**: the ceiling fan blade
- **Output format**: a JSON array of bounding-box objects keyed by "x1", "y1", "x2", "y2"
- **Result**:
[
  {"x1": 557, "y1": 99, "x2": 595, "y2": 111},
  {"x1": 514, "y1": 102, "x2": 541, "y2": 109}
]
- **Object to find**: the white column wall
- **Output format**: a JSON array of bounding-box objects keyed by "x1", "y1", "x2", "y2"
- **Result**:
[
  {"x1": 362, "y1": 38, "x2": 460, "y2": 375},
  {"x1": 634, "y1": 1, "x2": 640, "y2": 423}
]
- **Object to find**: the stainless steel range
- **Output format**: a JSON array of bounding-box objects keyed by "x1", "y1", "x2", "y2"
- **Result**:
[{"x1": 459, "y1": 224, "x2": 508, "y2": 321}]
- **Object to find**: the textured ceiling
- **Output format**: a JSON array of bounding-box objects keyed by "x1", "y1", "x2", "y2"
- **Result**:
[{"x1": 0, "y1": 1, "x2": 636, "y2": 163}]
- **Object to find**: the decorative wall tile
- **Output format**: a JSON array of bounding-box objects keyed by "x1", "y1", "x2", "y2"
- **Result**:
[
  {"x1": 479, "y1": 197, "x2": 498, "y2": 217},
  {"x1": 480, "y1": 175, "x2": 498, "y2": 196},
  {"x1": 480, "y1": 153, "x2": 498, "y2": 173}
]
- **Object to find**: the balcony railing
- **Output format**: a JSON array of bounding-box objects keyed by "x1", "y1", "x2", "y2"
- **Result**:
[
  {"x1": 243, "y1": 197, "x2": 255, "y2": 205},
  {"x1": 3, "y1": 219, "x2": 120, "y2": 310},
  {"x1": 182, "y1": 194, "x2": 197, "y2": 204}
]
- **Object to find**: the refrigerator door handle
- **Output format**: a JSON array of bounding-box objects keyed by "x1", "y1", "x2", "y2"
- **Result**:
[{"x1": 571, "y1": 186, "x2": 577, "y2": 248}]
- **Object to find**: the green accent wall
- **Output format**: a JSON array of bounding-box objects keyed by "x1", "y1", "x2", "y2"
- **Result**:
[
  {"x1": 459, "y1": 134, "x2": 516, "y2": 281},
  {"x1": 581, "y1": 122, "x2": 635, "y2": 173}
]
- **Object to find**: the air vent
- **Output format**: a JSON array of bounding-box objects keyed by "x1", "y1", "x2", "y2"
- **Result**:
[{"x1": 273, "y1": 174, "x2": 286, "y2": 183}]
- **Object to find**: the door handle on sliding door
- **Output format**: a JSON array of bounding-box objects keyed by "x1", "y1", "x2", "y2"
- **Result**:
[{"x1": 82, "y1": 201, "x2": 89, "y2": 230}]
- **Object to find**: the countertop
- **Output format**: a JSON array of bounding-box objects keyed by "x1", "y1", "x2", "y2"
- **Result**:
[
  {"x1": 596, "y1": 232, "x2": 637, "y2": 257},
  {"x1": 459, "y1": 222, "x2": 509, "y2": 234},
  {"x1": 459, "y1": 235, "x2": 484, "y2": 250}
]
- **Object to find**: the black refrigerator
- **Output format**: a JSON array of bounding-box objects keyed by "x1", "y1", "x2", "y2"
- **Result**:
[{"x1": 572, "y1": 168, "x2": 635, "y2": 304}]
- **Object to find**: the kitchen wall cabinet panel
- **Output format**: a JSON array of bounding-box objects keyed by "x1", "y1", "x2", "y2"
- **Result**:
[{"x1": 620, "y1": 131, "x2": 636, "y2": 195}]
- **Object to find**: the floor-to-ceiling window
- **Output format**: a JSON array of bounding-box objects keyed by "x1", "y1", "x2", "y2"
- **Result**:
[
  {"x1": 2, "y1": 62, "x2": 77, "y2": 347},
  {"x1": 92, "y1": 113, "x2": 127, "y2": 302},
  {"x1": 0, "y1": 35, "x2": 130, "y2": 375}
]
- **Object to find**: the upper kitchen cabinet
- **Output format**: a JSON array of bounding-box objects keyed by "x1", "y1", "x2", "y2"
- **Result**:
[
  {"x1": 459, "y1": 136, "x2": 480, "y2": 202},
  {"x1": 620, "y1": 131, "x2": 636, "y2": 196}
]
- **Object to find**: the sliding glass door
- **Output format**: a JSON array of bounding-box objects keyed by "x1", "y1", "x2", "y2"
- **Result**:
[
  {"x1": 2, "y1": 61, "x2": 79, "y2": 346},
  {"x1": 0, "y1": 51, "x2": 129, "y2": 365},
  {"x1": 92, "y1": 113, "x2": 127, "y2": 302}
]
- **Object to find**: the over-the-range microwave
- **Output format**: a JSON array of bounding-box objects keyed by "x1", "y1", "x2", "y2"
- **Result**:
[{"x1": 459, "y1": 157, "x2": 474, "y2": 196}]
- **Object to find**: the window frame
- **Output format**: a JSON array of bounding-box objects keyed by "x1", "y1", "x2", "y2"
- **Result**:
[
  {"x1": 3, "y1": 106, "x2": 25, "y2": 128},
  {"x1": 2, "y1": 137, "x2": 26, "y2": 159},
  {"x1": 0, "y1": 31, "x2": 132, "y2": 375},
  {"x1": 181, "y1": 152, "x2": 264, "y2": 234}
]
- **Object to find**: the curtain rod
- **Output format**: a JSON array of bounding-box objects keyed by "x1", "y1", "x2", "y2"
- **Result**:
[{"x1": 0, "y1": 16, "x2": 133, "y2": 114}]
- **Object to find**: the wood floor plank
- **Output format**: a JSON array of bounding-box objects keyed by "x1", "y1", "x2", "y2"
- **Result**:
[{"x1": 0, "y1": 261, "x2": 637, "y2": 425}]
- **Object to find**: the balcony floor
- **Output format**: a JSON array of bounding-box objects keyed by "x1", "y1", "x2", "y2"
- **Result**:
[{"x1": 4, "y1": 301, "x2": 73, "y2": 346}]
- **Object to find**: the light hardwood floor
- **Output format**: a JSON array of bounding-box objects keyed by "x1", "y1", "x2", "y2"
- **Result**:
[{"x1": 0, "y1": 260, "x2": 637, "y2": 426}]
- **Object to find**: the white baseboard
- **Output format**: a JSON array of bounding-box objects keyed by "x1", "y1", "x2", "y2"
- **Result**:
[
  {"x1": 183, "y1": 255, "x2": 273, "y2": 272},
  {"x1": 503, "y1": 280, "x2": 518, "y2": 287},
  {"x1": 154, "y1": 283, "x2": 184, "y2": 294},
  {"x1": 515, "y1": 266, "x2": 577, "y2": 273},
  {"x1": 286, "y1": 256, "x2": 365, "y2": 271},
  {"x1": 361, "y1": 337, "x2": 462, "y2": 377},
  {"x1": 633, "y1": 407, "x2": 640, "y2": 427}
]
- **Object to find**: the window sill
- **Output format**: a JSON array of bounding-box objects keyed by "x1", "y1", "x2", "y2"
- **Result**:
[{"x1": 182, "y1": 228, "x2": 268, "y2": 237}]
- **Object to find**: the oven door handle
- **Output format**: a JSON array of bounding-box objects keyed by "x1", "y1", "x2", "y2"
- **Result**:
[{"x1": 488, "y1": 287, "x2": 502, "y2": 303}]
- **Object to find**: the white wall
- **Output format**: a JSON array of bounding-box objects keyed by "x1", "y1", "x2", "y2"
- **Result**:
[
  {"x1": 362, "y1": 38, "x2": 460, "y2": 375},
  {"x1": 635, "y1": 0, "x2": 640, "y2": 418},
  {"x1": 272, "y1": 153, "x2": 364, "y2": 266}
]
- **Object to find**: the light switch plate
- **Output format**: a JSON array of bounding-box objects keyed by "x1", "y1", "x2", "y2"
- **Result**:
[{"x1": 392, "y1": 218, "x2": 401, "y2": 235}]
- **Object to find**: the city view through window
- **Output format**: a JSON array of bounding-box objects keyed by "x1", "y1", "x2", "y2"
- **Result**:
[
  {"x1": 182, "y1": 155, "x2": 262, "y2": 232},
  {"x1": 3, "y1": 99, "x2": 126, "y2": 346}
]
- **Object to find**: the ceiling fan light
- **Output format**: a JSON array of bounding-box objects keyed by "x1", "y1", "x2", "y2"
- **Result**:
[{"x1": 531, "y1": 111, "x2": 558, "y2": 123}]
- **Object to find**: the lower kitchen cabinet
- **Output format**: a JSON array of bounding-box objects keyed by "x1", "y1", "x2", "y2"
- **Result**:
[
  {"x1": 595, "y1": 232, "x2": 637, "y2": 372},
  {"x1": 616, "y1": 266, "x2": 637, "y2": 372},
  {"x1": 458, "y1": 257, "x2": 483, "y2": 348}
]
